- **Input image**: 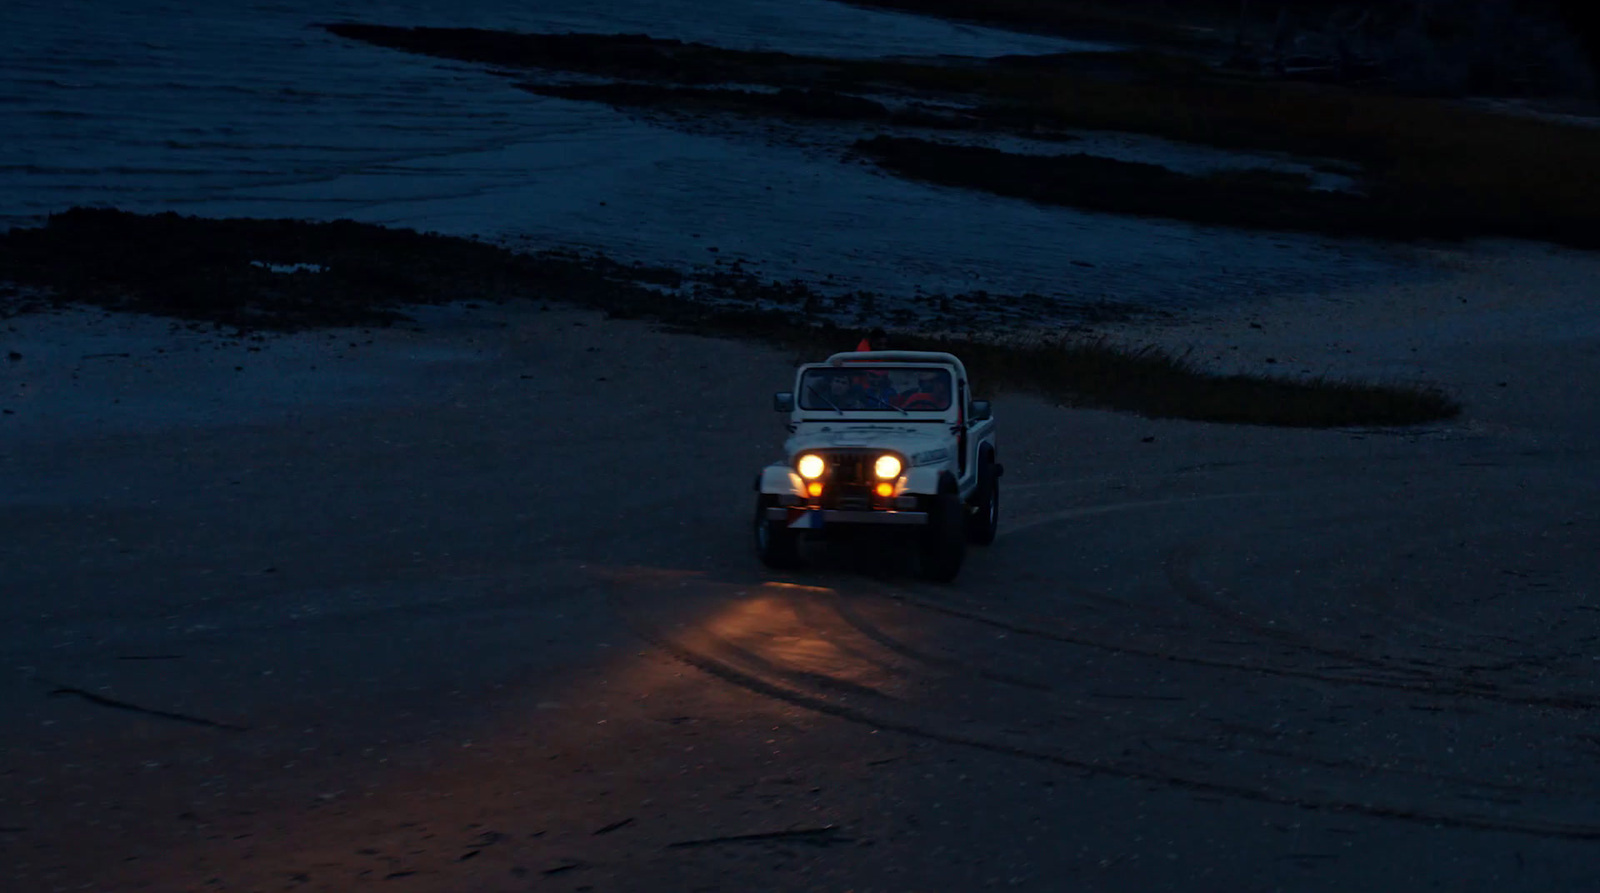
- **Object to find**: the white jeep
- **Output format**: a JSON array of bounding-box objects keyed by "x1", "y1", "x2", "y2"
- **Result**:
[{"x1": 753, "y1": 350, "x2": 1002, "y2": 582}]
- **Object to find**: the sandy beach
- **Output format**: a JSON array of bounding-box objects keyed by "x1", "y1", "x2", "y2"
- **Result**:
[{"x1": 5, "y1": 232, "x2": 1600, "y2": 890}]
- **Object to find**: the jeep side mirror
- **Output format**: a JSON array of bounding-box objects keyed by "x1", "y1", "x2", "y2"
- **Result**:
[
  {"x1": 970, "y1": 400, "x2": 991, "y2": 421},
  {"x1": 773, "y1": 391, "x2": 795, "y2": 412}
]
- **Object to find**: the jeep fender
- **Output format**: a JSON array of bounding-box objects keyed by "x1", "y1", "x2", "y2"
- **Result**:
[
  {"x1": 979, "y1": 443, "x2": 1002, "y2": 478},
  {"x1": 758, "y1": 464, "x2": 805, "y2": 497}
]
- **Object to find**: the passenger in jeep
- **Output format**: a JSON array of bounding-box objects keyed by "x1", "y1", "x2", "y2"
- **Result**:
[{"x1": 853, "y1": 370, "x2": 898, "y2": 408}]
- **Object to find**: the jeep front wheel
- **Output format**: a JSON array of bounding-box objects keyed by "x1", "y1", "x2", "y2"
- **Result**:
[
  {"x1": 918, "y1": 489, "x2": 966, "y2": 582},
  {"x1": 754, "y1": 495, "x2": 802, "y2": 569},
  {"x1": 965, "y1": 461, "x2": 1000, "y2": 545}
]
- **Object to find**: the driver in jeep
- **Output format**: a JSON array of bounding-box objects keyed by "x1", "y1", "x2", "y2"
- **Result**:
[
  {"x1": 814, "y1": 370, "x2": 900, "y2": 412},
  {"x1": 892, "y1": 372, "x2": 951, "y2": 411}
]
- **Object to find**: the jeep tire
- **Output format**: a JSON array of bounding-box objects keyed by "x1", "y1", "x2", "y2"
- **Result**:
[
  {"x1": 754, "y1": 495, "x2": 802, "y2": 569},
  {"x1": 965, "y1": 460, "x2": 1000, "y2": 545},
  {"x1": 918, "y1": 489, "x2": 966, "y2": 582}
]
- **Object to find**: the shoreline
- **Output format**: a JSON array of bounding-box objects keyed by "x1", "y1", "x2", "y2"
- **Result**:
[{"x1": 1, "y1": 208, "x2": 1462, "y2": 428}]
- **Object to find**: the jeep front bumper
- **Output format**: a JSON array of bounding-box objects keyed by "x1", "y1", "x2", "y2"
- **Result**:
[{"x1": 764, "y1": 507, "x2": 929, "y2": 528}]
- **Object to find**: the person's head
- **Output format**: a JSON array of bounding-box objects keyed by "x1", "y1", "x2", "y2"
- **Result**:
[{"x1": 867, "y1": 327, "x2": 889, "y2": 350}]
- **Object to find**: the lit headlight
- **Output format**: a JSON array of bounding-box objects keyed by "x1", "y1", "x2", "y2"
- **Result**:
[
  {"x1": 797, "y1": 453, "x2": 826, "y2": 480},
  {"x1": 874, "y1": 454, "x2": 903, "y2": 479}
]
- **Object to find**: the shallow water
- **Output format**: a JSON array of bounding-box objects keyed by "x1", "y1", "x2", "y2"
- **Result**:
[{"x1": 3, "y1": 0, "x2": 1425, "y2": 318}]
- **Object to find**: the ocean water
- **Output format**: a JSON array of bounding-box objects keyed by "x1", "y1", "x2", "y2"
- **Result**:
[{"x1": 1, "y1": 0, "x2": 1415, "y2": 314}]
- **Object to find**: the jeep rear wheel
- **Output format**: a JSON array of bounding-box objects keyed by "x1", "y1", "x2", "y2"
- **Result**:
[
  {"x1": 754, "y1": 496, "x2": 802, "y2": 569},
  {"x1": 917, "y1": 489, "x2": 966, "y2": 582}
]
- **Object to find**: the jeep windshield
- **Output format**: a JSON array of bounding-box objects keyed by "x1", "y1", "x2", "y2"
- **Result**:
[{"x1": 799, "y1": 367, "x2": 952, "y2": 413}]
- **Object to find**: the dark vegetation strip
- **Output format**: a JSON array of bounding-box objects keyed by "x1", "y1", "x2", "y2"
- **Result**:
[
  {"x1": 326, "y1": 23, "x2": 1090, "y2": 138},
  {"x1": 851, "y1": 136, "x2": 1408, "y2": 239},
  {"x1": 963, "y1": 74, "x2": 1600, "y2": 249},
  {"x1": 320, "y1": 24, "x2": 811, "y2": 85},
  {"x1": 517, "y1": 82, "x2": 1079, "y2": 139},
  {"x1": 831, "y1": 0, "x2": 1238, "y2": 47},
  {"x1": 0, "y1": 209, "x2": 1458, "y2": 428},
  {"x1": 838, "y1": 0, "x2": 1600, "y2": 80},
  {"x1": 323, "y1": 24, "x2": 1600, "y2": 250},
  {"x1": 522, "y1": 83, "x2": 899, "y2": 122},
  {"x1": 319, "y1": 24, "x2": 1203, "y2": 110},
  {"x1": 519, "y1": 82, "x2": 1092, "y2": 145}
]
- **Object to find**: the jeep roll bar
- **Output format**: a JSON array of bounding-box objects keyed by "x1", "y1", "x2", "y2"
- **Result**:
[{"x1": 823, "y1": 350, "x2": 970, "y2": 385}]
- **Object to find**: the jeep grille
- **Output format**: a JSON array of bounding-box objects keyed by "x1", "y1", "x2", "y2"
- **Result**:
[
  {"x1": 820, "y1": 449, "x2": 874, "y2": 486},
  {"x1": 811, "y1": 449, "x2": 890, "y2": 510}
]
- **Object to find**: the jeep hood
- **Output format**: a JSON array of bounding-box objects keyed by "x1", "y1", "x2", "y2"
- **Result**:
[{"x1": 784, "y1": 423, "x2": 952, "y2": 455}]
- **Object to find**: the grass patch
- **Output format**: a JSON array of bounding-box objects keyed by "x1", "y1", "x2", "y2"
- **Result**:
[
  {"x1": 0, "y1": 209, "x2": 1458, "y2": 428},
  {"x1": 935, "y1": 337, "x2": 1459, "y2": 428},
  {"x1": 733, "y1": 322, "x2": 1458, "y2": 428}
]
